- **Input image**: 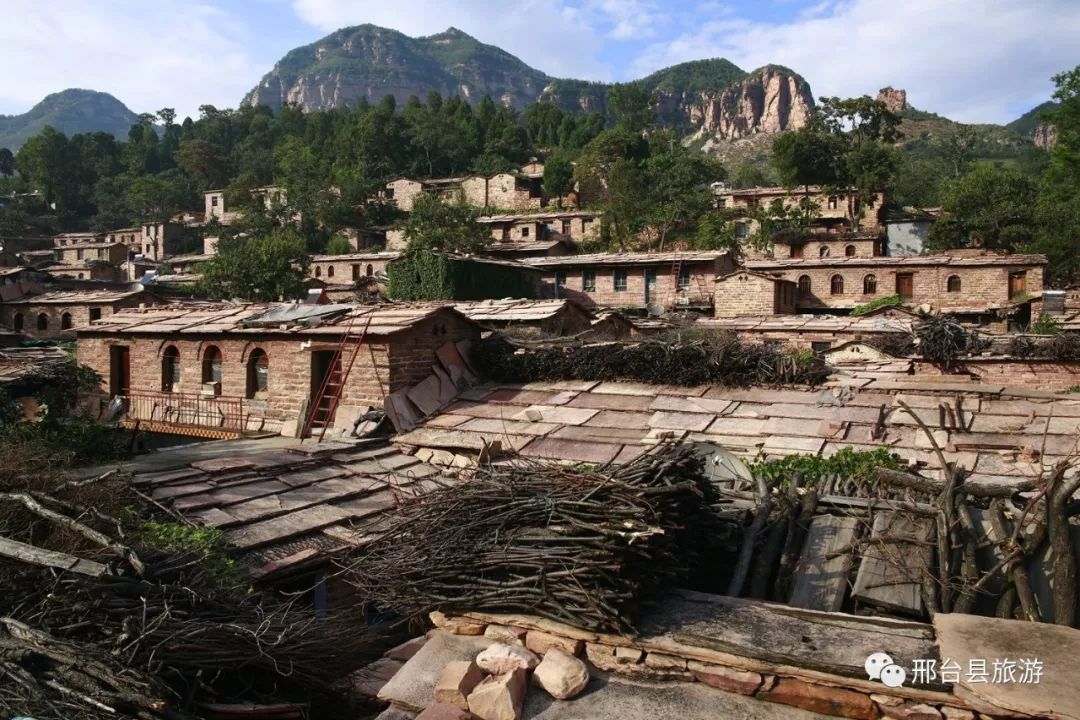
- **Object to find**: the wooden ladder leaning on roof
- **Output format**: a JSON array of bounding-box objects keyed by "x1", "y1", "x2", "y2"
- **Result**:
[
  {"x1": 670, "y1": 252, "x2": 684, "y2": 308},
  {"x1": 301, "y1": 308, "x2": 375, "y2": 442}
]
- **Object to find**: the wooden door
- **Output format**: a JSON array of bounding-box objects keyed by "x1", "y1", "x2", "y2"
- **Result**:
[
  {"x1": 109, "y1": 346, "x2": 130, "y2": 396},
  {"x1": 895, "y1": 273, "x2": 914, "y2": 299},
  {"x1": 1009, "y1": 271, "x2": 1027, "y2": 298}
]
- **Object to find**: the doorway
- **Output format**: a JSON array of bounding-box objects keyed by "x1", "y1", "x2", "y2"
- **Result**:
[
  {"x1": 309, "y1": 350, "x2": 342, "y2": 430},
  {"x1": 109, "y1": 346, "x2": 130, "y2": 396},
  {"x1": 644, "y1": 268, "x2": 658, "y2": 305}
]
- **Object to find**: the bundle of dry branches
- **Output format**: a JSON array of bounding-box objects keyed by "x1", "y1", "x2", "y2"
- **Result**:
[
  {"x1": 0, "y1": 482, "x2": 381, "y2": 719},
  {"x1": 342, "y1": 443, "x2": 733, "y2": 632},
  {"x1": 473, "y1": 332, "x2": 828, "y2": 388}
]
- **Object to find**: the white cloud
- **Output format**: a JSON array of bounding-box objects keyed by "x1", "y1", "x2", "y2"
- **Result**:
[
  {"x1": 290, "y1": 0, "x2": 614, "y2": 80},
  {"x1": 628, "y1": 0, "x2": 1080, "y2": 124},
  {"x1": 0, "y1": 1, "x2": 265, "y2": 120}
]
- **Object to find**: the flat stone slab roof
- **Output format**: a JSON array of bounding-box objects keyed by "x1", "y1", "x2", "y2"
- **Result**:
[{"x1": 395, "y1": 380, "x2": 1080, "y2": 489}]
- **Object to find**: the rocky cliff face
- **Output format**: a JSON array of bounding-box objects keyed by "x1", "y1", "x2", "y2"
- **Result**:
[
  {"x1": 244, "y1": 26, "x2": 814, "y2": 149},
  {"x1": 682, "y1": 66, "x2": 815, "y2": 144},
  {"x1": 876, "y1": 86, "x2": 908, "y2": 113},
  {"x1": 1033, "y1": 122, "x2": 1057, "y2": 148}
]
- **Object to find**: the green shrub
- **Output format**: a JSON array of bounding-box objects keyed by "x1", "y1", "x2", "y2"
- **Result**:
[
  {"x1": 748, "y1": 447, "x2": 906, "y2": 489},
  {"x1": 1030, "y1": 312, "x2": 1063, "y2": 335},
  {"x1": 851, "y1": 294, "x2": 903, "y2": 316}
]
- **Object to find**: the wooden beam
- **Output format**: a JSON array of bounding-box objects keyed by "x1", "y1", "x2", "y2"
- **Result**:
[{"x1": 0, "y1": 535, "x2": 108, "y2": 577}]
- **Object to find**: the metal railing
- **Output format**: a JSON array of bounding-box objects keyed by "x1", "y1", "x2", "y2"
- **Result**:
[{"x1": 118, "y1": 390, "x2": 248, "y2": 434}]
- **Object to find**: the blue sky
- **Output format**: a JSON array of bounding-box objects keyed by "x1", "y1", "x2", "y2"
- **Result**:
[{"x1": 2, "y1": 0, "x2": 1078, "y2": 125}]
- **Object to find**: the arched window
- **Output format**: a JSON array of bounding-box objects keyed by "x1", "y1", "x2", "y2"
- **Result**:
[
  {"x1": 12, "y1": 313, "x2": 23, "y2": 331},
  {"x1": 819, "y1": 245, "x2": 830, "y2": 258},
  {"x1": 863, "y1": 274, "x2": 877, "y2": 295},
  {"x1": 845, "y1": 245, "x2": 856, "y2": 257},
  {"x1": 830, "y1": 274, "x2": 844, "y2": 295},
  {"x1": 327, "y1": 265, "x2": 335, "y2": 278},
  {"x1": 797, "y1": 275, "x2": 811, "y2": 295},
  {"x1": 246, "y1": 349, "x2": 268, "y2": 398},
  {"x1": 202, "y1": 346, "x2": 222, "y2": 394},
  {"x1": 314, "y1": 266, "x2": 322, "y2": 278},
  {"x1": 61, "y1": 313, "x2": 73, "y2": 330},
  {"x1": 36, "y1": 313, "x2": 48, "y2": 331},
  {"x1": 947, "y1": 275, "x2": 962, "y2": 292},
  {"x1": 162, "y1": 346, "x2": 180, "y2": 392},
  {"x1": 366, "y1": 264, "x2": 374, "y2": 276}
]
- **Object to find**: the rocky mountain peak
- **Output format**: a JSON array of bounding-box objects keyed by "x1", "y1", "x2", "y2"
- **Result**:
[{"x1": 876, "y1": 86, "x2": 908, "y2": 113}]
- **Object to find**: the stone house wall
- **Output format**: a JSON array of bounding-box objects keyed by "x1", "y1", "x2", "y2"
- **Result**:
[
  {"x1": 552, "y1": 259, "x2": 729, "y2": 310},
  {"x1": 460, "y1": 176, "x2": 488, "y2": 208},
  {"x1": 386, "y1": 179, "x2": 426, "y2": 213},
  {"x1": 714, "y1": 272, "x2": 796, "y2": 317},
  {"x1": 310, "y1": 256, "x2": 395, "y2": 283},
  {"x1": 718, "y1": 188, "x2": 885, "y2": 233},
  {"x1": 487, "y1": 215, "x2": 600, "y2": 243},
  {"x1": 55, "y1": 243, "x2": 128, "y2": 266},
  {"x1": 763, "y1": 262, "x2": 1044, "y2": 311}
]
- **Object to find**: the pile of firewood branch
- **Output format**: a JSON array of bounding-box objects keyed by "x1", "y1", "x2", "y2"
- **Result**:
[
  {"x1": 473, "y1": 331, "x2": 828, "y2": 387},
  {"x1": 0, "y1": 478, "x2": 381, "y2": 719},
  {"x1": 341, "y1": 442, "x2": 735, "y2": 632}
]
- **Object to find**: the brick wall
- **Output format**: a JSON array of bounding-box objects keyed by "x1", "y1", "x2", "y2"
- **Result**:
[
  {"x1": 77, "y1": 334, "x2": 393, "y2": 430},
  {"x1": 310, "y1": 256, "x2": 393, "y2": 283},
  {"x1": 914, "y1": 358, "x2": 1080, "y2": 392},
  {"x1": 1, "y1": 296, "x2": 148, "y2": 340},
  {"x1": 714, "y1": 272, "x2": 795, "y2": 317},
  {"x1": 76, "y1": 311, "x2": 480, "y2": 431},
  {"x1": 769, "y1": 263, "x2": 1044, "y2": 311},
  {"x1": 772, "y1": 236, "x2": 882, "y2": 260},
  {"x1": 387, "y1": 313, "x2": 481, "y2": 391}
]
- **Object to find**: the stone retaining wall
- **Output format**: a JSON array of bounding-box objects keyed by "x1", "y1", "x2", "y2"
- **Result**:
[{"x1": 427, "y1": 612, "x2": 1001, "y2": 720}]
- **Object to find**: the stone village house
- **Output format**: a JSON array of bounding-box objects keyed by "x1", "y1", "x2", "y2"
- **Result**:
[
  {"x1": 745, "y1": 253, "x2": 1047, "y2": 314},
  {"x1": 714, "y1": 185, "x2": 886, "y2": 236},
  {"x1": 523, "y1": 251, "x2": 734, "y2": 311},
  {"x1": 76, "y1": 303, "x2": 481, "y2": 438},
  {"x1": 308, "y1": 252, "x2": 401, "y2": 285},
  {"x1": 0, "y1": 286, "x2": 155, "y2": 340},
  {"x1": 476, "y1": 210, "x2": 601, "y2": 244}
]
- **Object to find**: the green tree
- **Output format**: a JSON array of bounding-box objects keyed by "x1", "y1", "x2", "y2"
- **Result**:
[
  {"x1": 197, "y1": 226, "x2": 309, "y2": 301},
  {"x1": 542, "y1": 150, "x2": 574, "y2": 198},
  {"x1": 642, "y1": 131, "x2": 726, "y2": 249},
  {"x1": 607, "y1": 83, "x2": 654, "y2": 133},
  {"x1": 324, "y1": 235, "x2": 353, "y2": 255},
  {"x1": 403, "y1": 193, "x2": 488, "y2": 254},
  {"x1": 175, "y1": 138, "x2": 231, "y2": 189},
  {"x1": 927, "y1": 165, "x2": 1038, "y2": 252},
  {"x1": 1030, "y1": 65, "x2": 1080, "y2": 283},
  {"x1": 0, "y1": 148, "x2": 13, "y2": 177}
]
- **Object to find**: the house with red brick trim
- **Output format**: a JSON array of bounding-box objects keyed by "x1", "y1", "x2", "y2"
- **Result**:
[
  {"x1": 75, "y1": 302, "x2": 481, "y2": 438},
  {"x1": 746, "y1": 253, "x2": 1046, "y2": 314},
  {"x1": 0, "y1": 286, "x2": 156, "y2": 340}
]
